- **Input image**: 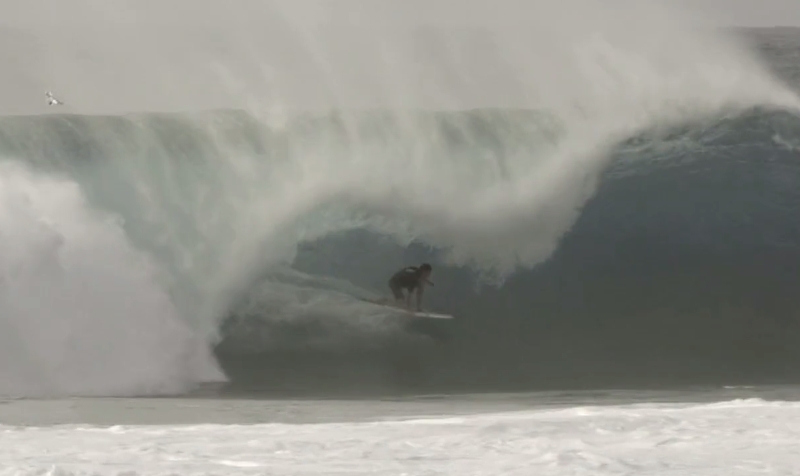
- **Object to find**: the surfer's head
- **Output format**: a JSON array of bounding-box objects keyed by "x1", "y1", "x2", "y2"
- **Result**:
[{"x1": 419, "y1": 263, "x2": 432, "y2": 278}]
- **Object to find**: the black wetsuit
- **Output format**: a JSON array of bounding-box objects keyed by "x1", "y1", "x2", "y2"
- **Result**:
[{"x1": 388, "y1": 266, "x2": 425, "y2": 300}]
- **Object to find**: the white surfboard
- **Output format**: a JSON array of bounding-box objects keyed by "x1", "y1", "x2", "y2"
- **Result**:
[
  {"x1": 411, "y1": 311, "x2": 453, "y2": 319},
  {"x1": 359, "y1": 298, "x2": 455, "y2": 319}
]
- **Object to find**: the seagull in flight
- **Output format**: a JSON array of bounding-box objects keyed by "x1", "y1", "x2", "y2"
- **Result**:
[{"x1": 45, "y1": 91, "x2": 63, "y2": 106}]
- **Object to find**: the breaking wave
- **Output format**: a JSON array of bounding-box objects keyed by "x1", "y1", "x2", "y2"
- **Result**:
[{"x1": 1, "y1": 0, "x2": 800, "y2": 396}]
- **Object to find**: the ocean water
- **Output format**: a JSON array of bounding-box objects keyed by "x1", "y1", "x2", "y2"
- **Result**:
[{"x1": 3, "y1": 0, "x2": 800, "y2": 473}]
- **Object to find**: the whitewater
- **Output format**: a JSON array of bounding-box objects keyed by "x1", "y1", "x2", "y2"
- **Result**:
[
  {"x1": 4, "y1": 0, "x2": 800, "y2": 473},
  {"x1": 3, "y1": 394, "x2": 800, "y2": 475}
]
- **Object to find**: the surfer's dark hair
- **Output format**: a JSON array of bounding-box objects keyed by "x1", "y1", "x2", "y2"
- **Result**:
[{"x1": 419, "y1": 263, "x2": 432, "y2": 272}]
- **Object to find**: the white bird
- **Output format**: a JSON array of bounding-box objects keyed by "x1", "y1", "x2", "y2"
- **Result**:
[{"x1": 45, "y1": 91, "x2": 63, "y2": 106}]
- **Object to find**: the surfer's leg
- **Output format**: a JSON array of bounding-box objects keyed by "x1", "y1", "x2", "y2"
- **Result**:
[{"x1": 389, "y1": 280, "x2": 405, "y2": 304}]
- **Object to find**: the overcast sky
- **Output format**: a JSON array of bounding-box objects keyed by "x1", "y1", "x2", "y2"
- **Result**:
[
  {"x1": 1, "y1": 0, "x2": 800, "y2": 28},
  {"x1": 0, "y1": 0, "x2": 796, "y2": 115},
  {"x1": 677, "y1": 0, "x2": 800, "y2": 26}
]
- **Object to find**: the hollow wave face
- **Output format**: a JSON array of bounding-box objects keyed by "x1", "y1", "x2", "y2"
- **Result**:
[
  {"x1": 273, "y1": 106, "x2": 800, "y2": 392},
  {"x1": 0, "y1": 0, "x2": 799, "y2": 396}
]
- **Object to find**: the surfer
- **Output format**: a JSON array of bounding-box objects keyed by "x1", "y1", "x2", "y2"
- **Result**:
[{"x1": 388, "y1": 263, "x2": 434, "y2": 312}]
